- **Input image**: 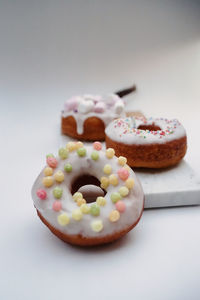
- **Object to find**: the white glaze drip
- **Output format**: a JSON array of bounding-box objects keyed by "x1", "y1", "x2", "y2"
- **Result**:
[{"x1": 62, "y1": 94, "x2": 126, "y2": 135}]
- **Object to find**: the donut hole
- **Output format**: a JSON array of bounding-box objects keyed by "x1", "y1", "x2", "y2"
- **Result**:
[
  {"x1": 137, "y1": 123, "x2": 161, "y2": 131},
  {"x1": 71, "y1": 174, "x2": 106, "y2": 203}
]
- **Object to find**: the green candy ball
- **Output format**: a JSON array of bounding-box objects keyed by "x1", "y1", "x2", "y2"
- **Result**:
[
  {"x1": 110, "y1": 192, "x2": 121, "y2": 203},
  {"x1": 58, "y1": 148, "x2": 68, "y2": 159},
  {"x1": 64, "y1": 163, "x2": 72, "y2": 173},
  {"x1": 53, "y1": 187, "x2": 63, "y2": 199},
  {"x1": 77, "y1": 147, "x2": 86, "y2": 157},
  {"x1": 46, "y1": 153, "x2": 54, "y2": 158},
  {"x1": 91, "y1": 151, "x2": 99, "y2": 161},
  {"x1": 90, "y1": 204, "x2": 100, "y2": 216}
]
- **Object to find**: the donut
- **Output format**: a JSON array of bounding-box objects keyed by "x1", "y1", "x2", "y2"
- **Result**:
[
  {"x1": 61, "y1": 94, "x2": 126, "y2": 140},
  {"x1": 31, "y1": 141, "x2": 144, "y2": 246},
  {"x1": 105, "y1": 117, "x2": 187, "y2": 168}
]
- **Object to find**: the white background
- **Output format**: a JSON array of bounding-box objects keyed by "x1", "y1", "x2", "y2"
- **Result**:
[{"x1": 1, "y1": 1, "x2": 200, "y2": 300}]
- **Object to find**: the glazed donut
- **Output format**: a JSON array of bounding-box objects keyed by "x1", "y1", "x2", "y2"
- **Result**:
[
  {"x1": 61, "y1": 94, "x2": 126, "y2": 141},
  {"x1": 105, "y1": 117, "x2": 187, "y2": 168},
  {"x1": 32, "y1": 141, "x2": 144, "y2": 246}
]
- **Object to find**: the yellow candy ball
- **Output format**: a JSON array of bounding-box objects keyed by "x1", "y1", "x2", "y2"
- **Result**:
[
  {"x1": 103, "y1": 164, "x2": 112, "y2": 175},
  {"x1": 66, "y1": 141, "x2": 76, "y2": 152},
  {"x1": 91, "y1": 220, "x2": 103, "y2": 232},
  {"x1": 42, "y1": 176, "x2": 54, "y2": 187},
  {"x1": 54, "y1": 171, "x2": 64, "y2": 183},
  {"x1": 109, "y1": 174, "x2": 118, "y2": 186},
  {"x1": 125, "y1": 178, "x2": 135, "y2": 189},
  {"x1": 100, "y1": 177, "x2": 109, "y2": 189},
  {"x1": 106, "y1": 148, "x2": 115, "y2": 159},
  {"x1": 72, "y1": 209, "x2": 83, "y2": 221},
  {"x1": 44, "y1": 167, "x2": 53, "y2": 176},
  {"x1": 119, "y1": 186, "x2": 129, "y2": 197},
  {"x1": 57, "y1": 213, "x2": 70, "y2": 226},
  {"x1": 118, "y1": 156, "x2": 127, "y2": 166},
  {"x1": 96, "y1": 196, "x2": 107, "y2": 206},
  {"x1": 109, "y1": 210, "x2": 120, "y2": 222},
  {"x1": 75, "y1": 141, "x2": 84, "y2": 149},
  {"x1": 80, "y1": 203, "x2": 90, "y2": 214},
  {"x1": 77, "y1": 198, "x2": 86, "y2": 207},
  {"x1": 72, "y1": 192, "x2": 83, "y2": 202}
]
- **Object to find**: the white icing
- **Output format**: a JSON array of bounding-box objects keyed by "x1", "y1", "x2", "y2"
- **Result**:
[
  {"x1": 62, "y1": 94, "x2": 126, "y2": 135},
  {"x1": 32, "y1": 145, "x2": 144, "y2": 238},
  {"x1": 105, "y1": 117, "x2": 186, "y2": 145}
]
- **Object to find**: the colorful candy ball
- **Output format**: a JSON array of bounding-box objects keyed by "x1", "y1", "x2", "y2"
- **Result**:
[
  {"x1": 36, "y1": 189, "x2": 47, "y2": 200},
  {"x1": 117, "y1": 168, "x2": 129, "y2": 181},
  {"x1": 93, "y1": 142, "x2": 102, "y2": 151},
  {"x1": 46, "y1": 157, "x2": 58, "y2": 168}
]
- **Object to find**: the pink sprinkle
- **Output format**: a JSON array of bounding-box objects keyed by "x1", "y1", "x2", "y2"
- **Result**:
[
  {"x1": 93, "y1": 141, "x2": 102, "y2": 151},
  {"x1": 115, "y1": 201, "x2": 126, "y2": 213},
  {"x1": 46, "y1": 157, "x2": 58, "y2": 168},
  {"x1": 117, "y1": 168, "x2": 129, "y2": 181},
  {"x1": 36, "y1": 189, "x2": 47, "y2": 200},
  {"x1": 52, "y1": 201, "x2": 62, "y2": 212}
]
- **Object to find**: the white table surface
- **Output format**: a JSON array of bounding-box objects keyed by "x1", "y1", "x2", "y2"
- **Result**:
[{"x1": 1, "y1": 1, "x2": 200, "y2": 300}]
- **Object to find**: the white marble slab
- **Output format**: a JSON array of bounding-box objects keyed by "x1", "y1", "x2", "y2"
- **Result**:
[
  {"x1": 60, "y1": 134, "x2": 200, "y2": 209},
  {"x1": 134, "y1": 161, "x2": 200, "y2": 208}
]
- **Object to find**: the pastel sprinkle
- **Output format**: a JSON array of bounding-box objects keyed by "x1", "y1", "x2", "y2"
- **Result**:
[
  {"x1": 110, "y1": 192, "x2": 121, "y2": 203},
  {"x1": 42, "y1": 176, "x2": 54, "y2": 187},
  {"x1": 57, "y1": 213, "x2": 70, "y2": 226},
  {"x1": 72, "y1": 209, "x2": 83, "y2": 221},
  {"x1": 125, "y1": 178, "x2": 135, "y2": 189},
  {"x1": 91, "y1": 220, "x2": 103, "y2": 232},
  {"x1": 115, "y1": 201, "x2": 126, "y2": 213},
  {"x1": 109, "y1": 174, "x2": 118, "y2": 186},
  {"x1": 90, "y1": 204, "x2": 100, "y2": 216},
  {"x1": 103, "y1": 164, "x2": 112, "y2": 175},
  {"x1": 36, "y1": 189, "x2": 47, "y2": 200},
  {"x1": 91, "y1": 151, "x2": 99, "y2": 161},
  {"x1": 46, "y1": 157, "x2": 58, "y2": 168},
  {"x1": 64, "y1": 163, "x2": 72, "y2": 173},
  {"x1": 119, "y1": 186, "x2": 129, "y2": 197},
  {"x1": 77, "y1": 147, "x2": 87, "y2": 157},
  {"x1": 44, "y1": 167, "x2": 53, "y2": 176},
  {"x1": 52, "y1": 200, "x2": 62, "y2": 212},
  {"x1": 54, "y1": 171, "x2": 64, "y2": 183},
  {"x1": 77, "y1": 198, "x2": 86, "y2": 207},
  {"x1": 118, "y1": 156, "x2": 127, "y2": 166},
  {"x1": 73, "y1": 192, "x2": 83, "y2": 202},
  {"x1": 93, "y1": 141, "x2": 102, "y2": 151},
  {"x1": 100, "y1": 177, "x2": 109, "y2": 189},
  {"x1": 53, "y1": 187, "x2": 63, "y2": 199},
  {"x1": 46, "y1": 153, "x2": 54, "y2": 158},
  {"x1": 80, "y1": 203, "x2": 91, "y2": 214},
  {"x1": 58, "y1": 148, "x2": 68, "y2": 159},
  {"x1": 106, "y1": 148, "x2": 115, "y2": 159},
  {"x1": 96, "y1": 196, "x2": 106, "y2": 206},
  {"x1": 109, "y1": 210, "x2": 120, "y2": 222},
  {"x1": 66, "y1": 142, "x2": 77, "y2": 152},
  {"x1": 117, "y1": 168, "x2": 129, "y2": 181},
  {"x1": 75, "y1": 141, "x2": 84, "y2": 149}
]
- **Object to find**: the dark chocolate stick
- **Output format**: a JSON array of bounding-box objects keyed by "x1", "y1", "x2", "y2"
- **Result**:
[{"x1": 115, "y1": 84, "x2": 136, "y2": 98}]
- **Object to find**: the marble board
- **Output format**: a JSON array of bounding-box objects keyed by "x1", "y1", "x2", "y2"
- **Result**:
[{"x1": 134, "y1": 161, "x2": 200, "y2": 208}]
